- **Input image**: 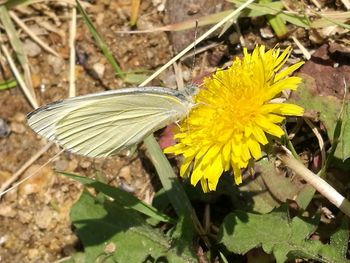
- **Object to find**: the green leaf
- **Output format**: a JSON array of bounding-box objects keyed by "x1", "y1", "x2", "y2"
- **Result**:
[
  {"x1": 230, "y1": 0, "x2": 311, "y2": 28},
  {"x1": 5, "y1": 0, "x2": 37, "y2": 8},
  {"x1": 71, "y1": 191, "x2": 197, "y2": 263},
  {"x1": 0, "y1": 5, "x2": 34, "y2": 92},
  {"x1": 219, "y1": 207, "x2": 349, "y2": 263},
  {"x1": 58, "y1": 171, "x2": 174, "y2": 223},
  {"x1": 239, "y1": 158, "x2": 300, "y2": 214},
  {"x1": 0, "y1": 78, "x2": 17, "y2": 90},
  {"x1": 123, "y1": 73, "x2": 150, "y2": 84},
  {"x1": 326, "y1": 217, "x2": 349, "y2": 260},
  {"x1": 292, "y1": 74, "x2": 350, "y2": 161}
]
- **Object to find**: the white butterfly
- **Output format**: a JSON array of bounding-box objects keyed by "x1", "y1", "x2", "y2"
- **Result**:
[{"x1": 27, "y1": 86, "x2": 197, "y2": 158}]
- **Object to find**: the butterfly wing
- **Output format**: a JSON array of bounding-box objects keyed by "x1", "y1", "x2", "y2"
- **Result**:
[{"x1": 27, "y1": 87, "x2": 191, "y2": 157}]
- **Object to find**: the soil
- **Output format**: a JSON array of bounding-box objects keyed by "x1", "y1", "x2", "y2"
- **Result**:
[
  {"x1": 0, "y1": 0, "x2": 349, "y2": 262},
  {"x1": 0, "y1": 1, "x2": 170, "y2": 262}
]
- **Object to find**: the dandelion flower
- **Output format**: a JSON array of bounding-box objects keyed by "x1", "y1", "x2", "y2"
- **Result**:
[{"x1": 164, "y1": 45, "x2": 304, "y2": 192}]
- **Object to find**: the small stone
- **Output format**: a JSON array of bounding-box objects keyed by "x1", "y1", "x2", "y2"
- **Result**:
[
  {"x1": 12, "y1": 112, "x2": 26, "y2": 123},
  {"x1": 23, "y1": 39, "x2": 42, "y2": 57},
  {"x1": 0, "y1": 205, "x2": 16, "y2": 218},
  {"x1": 18, "y1": 230, "x2": 32, "y2": 241},
  {"x1": 31, "y1": 74, "x2": 42, "y2": 89},
  {"x1": 34, "y1": 206, "x2": 54, "y2": 229},
  {"x1": 0, "y1": 235, "x2": 7, "y2": 245},
  {"x1": 54, "y1": 159, "x2": 69, "y2": 171},
  {"x1": 96, "y1": 13, "x2": 104, "y2": 26},
  {"x1": 48, "y1": 54, "x2": 65, "y2": 75},
  {"x1": 10, "y1": 122, "x2": 26, "y2": 134},
  {"x1": 18, "y1": 165, "x2": 55, "y2": 196},
  {"x1": 0, "y1": 119, "x2": 10, "y2": 137},
  {"x1": 92, "y1": 63, "x2": 105, "y2": 79},
  {"x1": 118, "y1": 166, "x2": 131, "y2": 183},
  {"x1": 79, "y1": 160, "x2": 91, "y2": 169},
  {"x1": 49, "y1": 237, "x2": 61, "y2": 251},
  {"x1": 260, "y1": 27, "x2": 274, "y2": 39},
  {"x1": 18, "y1": 210, "x2": 33, "y2": 223},
  {"x1": 27, "y1": 248, "x2": 39, "y2": 260}
]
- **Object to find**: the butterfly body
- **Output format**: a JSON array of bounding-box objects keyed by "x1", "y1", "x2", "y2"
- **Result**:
[{"x1": 27, "y1": 86, "x2": 196, "y2": 157}]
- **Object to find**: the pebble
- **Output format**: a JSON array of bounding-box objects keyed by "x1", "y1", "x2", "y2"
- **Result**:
[
  {"x1": 0, "y1": 119, "x2": 11, "y2": 137},
  {"x1": 54, "y1": 159, "x2": 69, "y2": 171},
  {"x1": 12, "y1": 112, "x2": 26, "y2": 122},
  {"x1": 0, "y1": 205, "x2": 16, "y2": 218},
  {"x1": 18, "y1": 229, "x2": 32, "y2": 241},
  {"x1": 10, "y1": 122, "x2": 26, "y2": 134},
  {"x1": 23, "y1": 39, "x2": 42, "y2": 57},
  {"x1": 31, "y1": 74, "x2": 42, "y2": 89},
  {"x1": 27, "y1": 248, "x2": 39, "y2": 260},
  {"x1": 47, "y1": 54, "x2": 65, "y2": 75},
  {"x1": 0, "y1": 235, "x2": 7, "y2": 245},
  {"x1": 92, "y1": 62, "x2": 105, "y2": 79},
  {"x1": 18, "y1": 165, "x2": 55, "y2": 196},
  {"x1": 119, "y1": 181, "x2": 135, "y2": 193},
  {"x1": 79, "y1": 160, "x2": 91, "y2": 169},
  {"x1": 34, "y1": 206, "x2": 54, "y2": 230},
  {"x1": 18, "y1": 210, "x2": 33, "y2": 224},
  {"x1": 260, "y1": 27, "x2": 274, "y2": 39},
  {"x1": 118, "y1": 166, "x2": 131, "y2": 183}
]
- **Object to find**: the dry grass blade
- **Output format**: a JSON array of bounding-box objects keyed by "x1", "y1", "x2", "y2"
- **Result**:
[
  {"x1": 116, "y1": 10, "x2": 233, "y2": 34},
  {"x1": 310, "y1": 10, "x2": 350, "y2": 29},
  {"x1": 139, "y1": 0, "x2": 255, "y2": 87},
  {"x1": 0, "y1": 142, "x2": 54, "y2": 197},
  {"x1": 130, "y1": 0, "x2": 141, "y2": 26},
  {"x1": 5, "y1": 0, "x2": 78, "y2": 8},
  {"x1": 9, "y1": 10, "x2": 59, "y2": 57},
  {"x1": 0, "y1": 42, "x2": 38, "y2": 108},
  {"x1": 340, "y1": 0, "x2": 350, "y2": 9},
  {"x1": 0, "y1": 6, "x2": 36, "y2": 101},
  {"x1": 68, "y1": 6, "x2": 76, "y2": 98},
  {"x1": 292, "y1": 36, "x2": 311, "y2": 60},
  {"x1": 304, "y1": 118, "x2": 326, "y2": 167}
]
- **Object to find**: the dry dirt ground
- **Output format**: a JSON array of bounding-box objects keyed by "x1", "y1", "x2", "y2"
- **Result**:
[
  {"x1": 0, "y1": 0, "x2": 348, "y2": 262},
  {"x1": 0, "y1": 1, "x2": 174, "y2": 261}
]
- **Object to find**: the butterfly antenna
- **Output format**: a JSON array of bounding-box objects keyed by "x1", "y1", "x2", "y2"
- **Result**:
[{"x1": 190, "y1": 20, "x2": 199, "y2": 83}]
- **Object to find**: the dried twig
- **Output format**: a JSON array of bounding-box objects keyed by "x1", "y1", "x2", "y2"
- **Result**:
[
  {"x1": 68, "y1": 6, "x2": 77, "y2": 98},
  {"x1": 0, "y1": 42, "x2": 39, "y2": 108},
  {"x1": 9, "y1": 11, "x2": 59, "y2": 57},
  {"x1": 139, "y1": 0, "x2": 255, "y2": 87},
  {"x1": 304, "y1": 118, "x2": 326, "y2": 167},
  {"x1": 0, "y1": 142, "x2": 55, "y2": 197},
  {"x1": 292, "y1": 36, "x2": 311, "y2": 60}
]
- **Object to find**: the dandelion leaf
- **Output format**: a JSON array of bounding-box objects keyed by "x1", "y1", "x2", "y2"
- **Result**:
[
  {"x1": 219, "y1": 207, "x2": 350, "y2": 263},
  {"x1": 292, "y1": 74, "x2": 350, "y2": 161},
  {"x1": 70, "y1": 191, "x2": 197, "y2": 263},
  {"x1": 238, "y1": 159, "x2": 301, "y2": 214}
]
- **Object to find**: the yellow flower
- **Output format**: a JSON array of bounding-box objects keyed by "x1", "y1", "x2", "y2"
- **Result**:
[{"x1": 165, "y1": 45, "x2": 304, "y2": 192}]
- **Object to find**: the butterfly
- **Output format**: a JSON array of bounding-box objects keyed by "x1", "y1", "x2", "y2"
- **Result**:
[{"x1": 27, "y1": 86, "x2": 197, "y2": 158}]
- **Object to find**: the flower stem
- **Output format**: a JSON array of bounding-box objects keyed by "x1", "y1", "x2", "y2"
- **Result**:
[
  {"x1": 277, "y1": 146, "x2": 350, "y2": 218},
  {"x1": 143, "y1": 135, "x2": 206, "y2": 236}
]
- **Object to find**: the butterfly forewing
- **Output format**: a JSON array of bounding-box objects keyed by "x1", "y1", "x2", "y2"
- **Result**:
[{"x1": 27, "y1": 87, "x2": 192, "y2": 157}]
